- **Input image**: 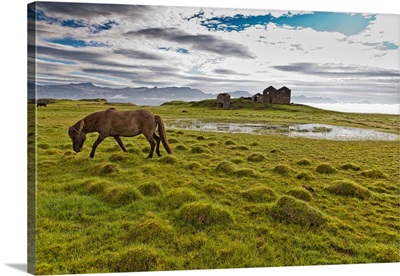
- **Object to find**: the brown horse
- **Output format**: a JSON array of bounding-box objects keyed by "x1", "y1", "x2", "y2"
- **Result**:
[{"x1": 68, "y1": 108, "x2": 172, "y2": 158}]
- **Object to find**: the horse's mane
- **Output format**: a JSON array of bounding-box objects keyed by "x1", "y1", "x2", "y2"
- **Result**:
[{"x1": 81, "y1": 108, "x2": 116, "y2": 132}]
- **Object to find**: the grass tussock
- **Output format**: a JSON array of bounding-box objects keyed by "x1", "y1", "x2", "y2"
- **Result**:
[
  {"x1": 178, "y1": 201, "x2": 235, "y2": 228},
  {"x1": 287, "y1": 188, "x2": 313, "y2": 202},
  {"x1": 138, "y1": 183, "x2": 163, "y2": 197},
  {"x1": 162, "y1": 188, "x2": 199, "y2": 209},
  {"x1": 234, "y1": 168, "x2": 257, "y2": 177},
  {"x1": 109, "y1": 153, "x2": 128, "y2": 162},
  {"x1": 168, "y1": 138, "x2": 179, "y2": 143},
  {"x1": 316, "y1": 163, "x2": 337, "y2": 174},
  {"x1": 247, "y1": 153, "x2": 266, "y2": 162},
  {"x1": 215, "y1": 161, "x2": 236, "y2": 174},
  {"x1": 325, "y1": 180, "x2": 371, "y2": 199},
  {"x1": 185, "y1": 161, "x2": 202, "y2": 170},
  {"x1": 296, "y1": 171, "x2": 315, "y2": 181},
  {"x1": 271, "y1": 196, "x2": 327, "y2": 227},
  {"x1": 105, "y1": 186, "x2": 142, "y2": 205},
  {"x1": 89, "y1": 163, "x2": 119, "y2": 175},
  {"x1": 127, "y1": 214, "x2": 175, "y2": 244},
  {"x1": 296, "y1": 159, "x2": 312, "y2": 166},
  {"x1": 159, "y1": 155, "x2": 177, "y2": 164},
  {"x1": 225, "y1": 140, "x2": 236, "y2": 145},
  {"x1": 114, "y1": 245, "x2": 164, "y2": 272},
  {"x1": 175, "y1": 144, "x2": 187, "y2": 151},
  {"x1": 340, "y1": 163, "x2": 361, "y2": 171},
  {"x1": 83, "y1": 179, "x2": 110, "y2": 195},
  {"x1": 273, "y1": 164, "x2": 295, "y2": 175},
  {"x1": 240, "y1": 186, "x2": 277, "y2": 203},
  {"x1": 361, "y1": 169, "x2": 386, "y2": 179},
  {"x1": 191, "y1": 146, "x2": 211, "y2": 154}
]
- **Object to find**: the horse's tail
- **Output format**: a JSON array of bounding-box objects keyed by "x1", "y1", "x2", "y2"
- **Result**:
[{"x1": 155, "y1": 115, "x2": 173, "y2": 154}]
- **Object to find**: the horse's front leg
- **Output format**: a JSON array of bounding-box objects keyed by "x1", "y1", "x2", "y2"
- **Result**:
[
  {"x1": 90, "y1": 134, "x2": 107, "y2": 158},
  {"x1": 113, "y1": 136, "x2": 127, "y2": 152}
]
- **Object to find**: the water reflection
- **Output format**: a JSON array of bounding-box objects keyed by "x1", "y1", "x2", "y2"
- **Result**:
[{"x1": 167, "y1": 120, "x2": 399, "y2": 141}]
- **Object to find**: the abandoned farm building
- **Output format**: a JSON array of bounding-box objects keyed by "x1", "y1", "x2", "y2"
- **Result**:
[
  {"x1": 216, "y1": 86, "x2": 291, "y2": 109},
  {"x1": 262, "y1": 86, "x2": 291, "y2": 104},
  {"x1": 217, "y1": 93, "x2": 231, "y2": 109}
]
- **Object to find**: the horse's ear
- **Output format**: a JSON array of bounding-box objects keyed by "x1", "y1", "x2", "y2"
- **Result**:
[
  {"x1": 69, "y1": 126, "x2": 77, "y2": 133},
  {"x1": 77, "y1": 120, "x2": 85, "y2": 133}
]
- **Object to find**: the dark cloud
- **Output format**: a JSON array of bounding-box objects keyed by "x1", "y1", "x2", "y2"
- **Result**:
[
  {"x1": 126, "y1": 28, "x2": 255, "y2": 59},
  {"x1": 36, "y1": 2, "x2": 152, "y2": 19},
  {"x1": 273, "y1": 62, "x2": 399, "y2": 78},
  {"x1": 113, "y1": 49, "x2": 163, "y2": 60},
  {"x1": 213, "y1": 69, "x2": 241, "y2": 75}
]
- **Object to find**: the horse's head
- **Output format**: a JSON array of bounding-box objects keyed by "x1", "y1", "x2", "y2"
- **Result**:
[{"x1": 68, "y1": 120, "x2": 86, "y2": 153}]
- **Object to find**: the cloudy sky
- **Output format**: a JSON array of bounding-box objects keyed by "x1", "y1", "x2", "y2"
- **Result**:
[{"x1": 28, "y1": 1, "x2": 399, "y2": 103}]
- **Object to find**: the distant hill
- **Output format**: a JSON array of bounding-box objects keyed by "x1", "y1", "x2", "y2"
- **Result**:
[
  {"x1": 29, "y1": 82, "x2": 217, "y2": 106},
  {"x1": 292, "y1": 95, "x2": 339, "y2": 104}
]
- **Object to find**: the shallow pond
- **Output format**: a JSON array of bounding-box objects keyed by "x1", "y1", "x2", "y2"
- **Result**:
[{"x1": 167, "y1": 120, "x2": 399, "y2": 141}]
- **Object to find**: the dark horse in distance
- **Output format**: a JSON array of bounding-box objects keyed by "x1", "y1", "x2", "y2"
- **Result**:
[{"x1": 68, "y1": 108, "x2": 173, "y2": 158}]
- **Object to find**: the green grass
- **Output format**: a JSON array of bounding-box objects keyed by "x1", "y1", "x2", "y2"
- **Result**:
[{"x1": 32, "y1": 100, "x2": 400, "y2": 274}]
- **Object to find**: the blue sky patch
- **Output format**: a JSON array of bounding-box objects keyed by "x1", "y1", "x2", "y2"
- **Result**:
[
  {"x1": 196, "y1": 12, "x2": 376, "y2": 36},
  {"x1": 49, "y1": 38, "x2": 108, "y2": 48},
  {"x1": 37, "y1": 56, "x2": 76, "y2": 65},
  {"x1": 382, "y1": 41, "x2": 399, "y2": 50},
  {"x1": 30, "y1": 6, "x2": 117, "y2": 34},
  {"x1": 177, "y1": 48, "x2": 190, "y2": 54}
]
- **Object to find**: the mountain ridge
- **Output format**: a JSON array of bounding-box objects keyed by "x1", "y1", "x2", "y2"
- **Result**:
[{"x1": 29, "y1": 82, "x2": 340, "y2": 106}]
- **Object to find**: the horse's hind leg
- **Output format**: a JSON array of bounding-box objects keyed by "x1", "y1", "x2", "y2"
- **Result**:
[
  {"x1": 113, "y1": 136, "x2": 127, "y2": 152},
  {"x1": 143, "y1": 132, "x2": 156, "y2": 158},
  {"x1": 153, "y1": 133, "x2": 161, "y2": 157}
]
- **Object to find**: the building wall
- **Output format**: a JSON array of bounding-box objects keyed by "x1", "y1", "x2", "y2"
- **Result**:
[
  {"x1": 217, "y1": 93, "x2": 231, "y2": 109},
  {"x1": 262, "y1": 86, "x2": 291, "y2": 104}
]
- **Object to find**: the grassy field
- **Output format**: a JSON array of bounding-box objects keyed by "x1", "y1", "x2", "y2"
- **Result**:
[{"x1": 31, "y1": 100, "x2": 399, "y2": 274}]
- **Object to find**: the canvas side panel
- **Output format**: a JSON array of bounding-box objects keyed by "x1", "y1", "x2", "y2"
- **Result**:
[{"x1": 27, "y1": 2, "x2": 37, "y2": 275}]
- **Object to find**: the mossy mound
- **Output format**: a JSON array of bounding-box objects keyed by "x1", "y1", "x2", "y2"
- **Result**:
[
  {"x1": 127, "y1": 215, "x2": 175, "y2": 244},
  {"x1": 234, "y1": 168, "x2": 257, "y2": 177},
  {"x1": 109, "y1": 153, "x2": 128, "y2": 162},
  {"x1": 178, "y1": 202, "x2": 235, "y2": 228},
  {"x1": 89, "y1": 163, "x2": 119, "y2": 174},
  {"x1": 168, "y1": 138, "x2": 179, "y2": 143},
  {"x1": 83, "y1": 179, "x2": 110, "y2": 195},
  {"x1": 46, "y1": 148, "x2": 63, "y2": 155},
  {"x1": 271, "y1": 196, "x2": 327, "y2": 227},
  {"x1": 240, "y1": 186, "x2": 277, "y2": 203},
  {"x1": 296, "y1": 171, "x2": 315, "y2": 181},
  {"x1": 114, "y1": 245, "x2": 164, "y2": 272},
  {"x1": 316, "y1": 163, "x2": 337, "y2": 174},
  {"x1": 247, "y1": 153, "x2": 266, "y2": 162},
  {"x1": 105, "y1": 186, "x2": 142, "y2": 205},
  {"x1": 273, "y1": 164, "x2": 295, "y2": 175},
  {"x1": 163, "y1": 188, "x2": 199, "y2": 209},
  {"x1": 159, "y1": 155, "x2": 177, "y2": 164},
  {"x1": 185, "y1": 161, "x2": 202, "y2": 170},
  {"x1": 215, "y1": 161, "x2": 236, "y2": 174},
  {"x1": 340, "y1": 163, "x2": 361, "y2": 171},
  {"x1": 138, "y1": 182, "x2": 163, "y2": 197},
  {"x1": 296, "y1": 159, "x2": 312, "y2": 166},
  {"x1": 287, "y1": 188, "x2": 313, "y2": 202},
  {"x1": 175, "y1": 144, "x2": 187, "y2": 151},
  {"x1": 225, "y1": 140, "x2": 236, "y2": 145},
  {"x1": 191, "y1": 146, "x2": 211, "y2": 154},
  {"x1": 361, "y1": 169, "x2": 386, "y2": 179},
  {"x1": 325, "y1": 180, "x2": 371, "y2": 199}
]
